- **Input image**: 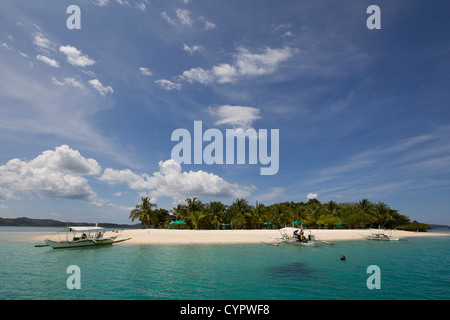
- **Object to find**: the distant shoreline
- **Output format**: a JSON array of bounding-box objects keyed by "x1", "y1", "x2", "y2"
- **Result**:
[{"x1": 0, "y1": 216, "x2": 141, "y2": 229}]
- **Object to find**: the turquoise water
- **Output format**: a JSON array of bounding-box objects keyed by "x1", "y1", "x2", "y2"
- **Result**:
[{"x1": 0, "y1": 227, "x2": 449, "y2": 300}]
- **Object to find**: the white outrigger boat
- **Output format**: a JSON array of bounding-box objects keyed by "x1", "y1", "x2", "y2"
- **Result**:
[
  {"x1": 40, "y1": 226, "x2": 130, "y2": 249},
  {"x1": 364, "y1": 230, "x2": 409, "y2": 241},
  {"x1": 364, "y1": 232, "x2": 409, "y2": 241},
  {"x1": 262, "y1": 228, "x2": 334, "y2": 247}
]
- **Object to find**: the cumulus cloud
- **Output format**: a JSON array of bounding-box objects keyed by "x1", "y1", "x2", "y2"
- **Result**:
[
  {"x1": 36, "y1": 55, "x2": 59, "y2": 68},
  {"x1": 59, "y1": 45, "x2": 95, "y2": 67},
  {"x1": 307, "y1": 193, "x2": 318, "y2": 200},
  {"x1": 88, "y1": 79, "x2": 114, "y2": 95},
  {"x1": 208, "y1": 105, "x2": 261, "y2": 129},
  {"x1": 0, "y1": 145, "x2": 101, "y2": 204},
  {"x1": 182, "y1": 67, "x2": 214, "y2": 85},
  {"x1": 99, "y1": 159, "x2": 253, "y2": 203}
]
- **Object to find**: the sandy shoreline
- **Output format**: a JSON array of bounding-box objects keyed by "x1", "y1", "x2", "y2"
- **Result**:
[{"x1": 32, "y1": 228, "x2": 449, "y2": 245}]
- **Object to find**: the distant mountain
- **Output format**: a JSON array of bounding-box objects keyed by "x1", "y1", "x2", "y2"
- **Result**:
[{"x1": 0, "y1": 216, "x2": 141, "y2": 229}]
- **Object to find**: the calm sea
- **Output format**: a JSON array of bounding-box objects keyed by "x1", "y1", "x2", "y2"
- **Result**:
[{"x1": 0, "y1": 227, "x2": 449, "y2": 300}]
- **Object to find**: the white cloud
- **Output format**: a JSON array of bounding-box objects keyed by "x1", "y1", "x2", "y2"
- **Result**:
[
  {"x1": 180, "y1": 46, "x2": 297, "y2": 85},
  {"x1": 33, "y1": 33, "x2": 53, "y2": 51},
  {"x1": 183, "y1": 44, "x2": 205, "y2": 55},
  {"x1": 0, "y1": 145, "x2": 101, "y2": 204},
  {"x1": 99, "y1": 159, "x2": 253, "y2": 203},
  {"x1": 307, "y1": 193, "x2": 318, "y2": 200},
  {"x1": 182, "y1": 67, "x2": 214, "y2": 84},
  {"x1": 154, "y1": 79, "x2": 181, "y2": 90},
  {"x1": 59, "y1": 45, "x2": 95, "y2": 67},
  {"x1": 139, "y1": 67, "x2": 153, "y2": 76},
  {"x1": 94, "y1": 0, "x2": 111, "y2": 6},
  {"x1": 235, "y1": 46, "x2": 296, "y2": 77},
  {"x1": 204, "y1": 20, "x2": 217, "y2": 30},
  {"x1": 198, "y1": 16, "x2": 217, "y2": 30},
  {"x1": 52, "y1": 77, "x2": 86, "y2": 90},
  {"x1": 36, "y1": 55, "x2": 59, "y2": 68},
  {"x1": 212, "y1": 63, "x2": 238, "y2": 83},
  {"x1": 161, "y1": 11, "x2": 177, "y2": 26},
  {"x1": 136, "y1": 2, "x2": 146, "y2": 11},
  {"x1": 0, "y1": 187, "x2": 14, "y2": 200},
  {"x1": 208, "y1": 105, "x2": 261, "y2": 128},
  {"x1": 1, "y1": 42, "x2": 13, "y2": 50},
  {"x1": 175, "y1": 9, "x2": 193, "y2": 26},
  {"x1": 88, "y1": 79, "x2": 114, "y2": 95},
  {"x1": 162, "y1": 9, "x2": 211, "y2": 29}
]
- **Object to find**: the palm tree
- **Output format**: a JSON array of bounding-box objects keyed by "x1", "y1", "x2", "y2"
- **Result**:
[
  {"x1": 370, "y1": 202, "x2": 392, "y2": 228},
  {"x1": 251, "y1": 201, "x2": 266, "y2": 228},
  {"x1": 305, "y1": 203, "x2": 322, "y2": 227},
  {"x1": 325, "y1": 201, "x2": 340, "y2": 216},
  {"x1": 190, "y1": 210, "x2": 205, "y2": 230},
  {"x1": 129, "y1": 197, "x2": 157, "y2": 229},
  {"x1": 185, "y1": 198, "x2": 203, "y2": 214},
  {"x1": 358, "y1": 198, "x2": 372, "y2": 215},
  {"x1": 229, "y1": 199, "x2": 251, "y2": 228}
]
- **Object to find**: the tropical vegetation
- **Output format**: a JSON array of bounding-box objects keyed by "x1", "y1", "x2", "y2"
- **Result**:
[{"x1": 130, "y1": 197, "x2": 430, "y2": 231}]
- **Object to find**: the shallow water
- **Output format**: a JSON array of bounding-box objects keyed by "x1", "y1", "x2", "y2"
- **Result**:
[{"x1": 0, "y1": 227, "x2": 449, "y2": 300}]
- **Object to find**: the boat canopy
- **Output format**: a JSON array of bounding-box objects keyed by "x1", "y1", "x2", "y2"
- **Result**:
[{"x1": 59, "y1": 226, "x2": 105, "y2": 232}]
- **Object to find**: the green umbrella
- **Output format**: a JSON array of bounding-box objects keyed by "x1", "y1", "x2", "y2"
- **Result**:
[
  {"x1": 170, "y1": 220, "x2": 187, "y2": 229},
  {"x1": 333, "y1": 222, "x2": 348, "y2": 229},
  {"x1": 263, "y1": 222, "x2": 279, "y2": 229}
]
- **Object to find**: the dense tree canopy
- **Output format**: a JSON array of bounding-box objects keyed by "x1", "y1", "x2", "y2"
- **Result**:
[{"x1": 130, "y1": 197, "x2": 429, "y2": 231}]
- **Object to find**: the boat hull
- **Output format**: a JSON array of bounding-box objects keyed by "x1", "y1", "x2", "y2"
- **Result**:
[
  {"x1": 365, "y1": 237, "x2": 409, "y2": 241},
  {"x1": 45, "y1": 236, "x2": 118, "y2": 249}
]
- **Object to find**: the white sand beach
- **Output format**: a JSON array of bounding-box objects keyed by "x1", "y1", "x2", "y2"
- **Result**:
[{"x1": 33, "y1": 228, "x2": 449, "y2": 245}]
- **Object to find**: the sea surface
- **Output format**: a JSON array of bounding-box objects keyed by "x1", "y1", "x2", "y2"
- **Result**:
[{"x1": 0, "y1": 227, "x2": 449, "y2": 300}]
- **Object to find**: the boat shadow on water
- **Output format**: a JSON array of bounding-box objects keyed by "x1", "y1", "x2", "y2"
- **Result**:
[{"x1": 266, "y1": 262, "x2": 312, "y2": 279}]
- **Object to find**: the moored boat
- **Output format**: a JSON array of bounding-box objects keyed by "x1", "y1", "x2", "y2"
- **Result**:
[
  {"x1": 364, "y1": 233, "x2": 409, "y2": 241},
  {"x1": 41, "y1": 226, "x2": 130, "y2": 249}
]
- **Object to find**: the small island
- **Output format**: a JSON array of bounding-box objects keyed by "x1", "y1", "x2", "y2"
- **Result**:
[{"x1": 128, "y1": 197, "x2": 432, "y2": 232}]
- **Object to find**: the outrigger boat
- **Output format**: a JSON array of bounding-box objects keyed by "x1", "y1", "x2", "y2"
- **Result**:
[
  {"x1": 38, "y1": 226, "x2": 131, "y2": 249},
  {"x1": 262, "y1": 228, "x2": 333, "y2": 247},
  {"x1": 364, "y1": 232, "x2": 409, "y2": 241},
  {"x1": 279, "y1": 228, "x2": 316, "y2": 246}
]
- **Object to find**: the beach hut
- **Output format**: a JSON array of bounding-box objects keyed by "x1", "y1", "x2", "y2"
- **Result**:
[
  {"x1": 263, "y1": 222, "x2": 279, "y2": 229},
  {"x1": 333, "y1": 222, "x2": 348, "y2": 229},
  {"x1": 292, "y1": 221, "x2": 305, "y2": 228},
  {"x1": 359, "y1": 221, "x2": 370, "y2": 229},
  {"x1": 169, "y1": 220, "x2": 187, "y2": 229},
  {"x1": 216, "y1": 222, "x2": 232, "y2": 230}
]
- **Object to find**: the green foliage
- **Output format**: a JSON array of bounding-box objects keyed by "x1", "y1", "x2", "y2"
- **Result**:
[
  {"x1": 129, "y1": 197, "x2": 422, "y2": 230},
  {"x1": 397, "y1": 220, "x2": 431, "y2": 232}
]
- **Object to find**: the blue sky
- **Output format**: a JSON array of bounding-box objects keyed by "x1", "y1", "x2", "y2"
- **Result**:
[{"x1": 0, "y1": 0, "x2": 449, "y2": 225}]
